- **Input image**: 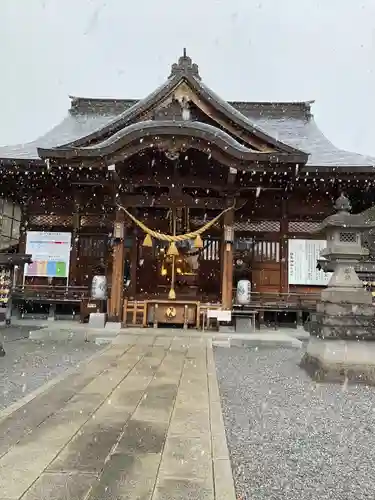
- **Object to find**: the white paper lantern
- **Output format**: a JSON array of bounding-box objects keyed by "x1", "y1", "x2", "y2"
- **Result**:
[
  {"x1": 91, "y1": 275, "x2": 108, "y2": 300},
  {"x1": 236, "y1": 279, "x2": 251, "y2": 305}
]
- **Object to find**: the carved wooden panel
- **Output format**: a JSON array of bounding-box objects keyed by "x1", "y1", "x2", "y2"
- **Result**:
[
  {"x1": 80, "y1": 215, "x2": 112, "y2": 228},
  {"x1": 288, "y1": 221, "x2": 321, "y2": 233},
  {"x1": 235, "y1": 220, "x2": 280, "y2": 232},
  {"x1": 28, "y1": 215, "x2": 73, "y2": 228}
]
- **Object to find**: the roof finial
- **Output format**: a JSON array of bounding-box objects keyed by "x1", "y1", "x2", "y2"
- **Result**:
[
  {"x1": 334, "y1": 192, "x2": 352, "y2": 213},
  {"x1": 169, "y1": 49, "x2": 201, "y2": 80}
]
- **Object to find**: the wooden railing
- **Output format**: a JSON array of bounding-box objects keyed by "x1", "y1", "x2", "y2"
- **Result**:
[
  {"x1": 232, "y1": 290, "x2": 320, "y2": 310},
  {"x1": 11, "y1": 285, "x2": 90, "y2": 302}
]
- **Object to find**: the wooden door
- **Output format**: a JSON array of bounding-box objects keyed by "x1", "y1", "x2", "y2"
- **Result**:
[
  {"x1": 251, "y1": 240, "x2": 281, "y2": 295},
  {"x1": 199, "y1": 238, "x2": 221, "y2": 300}
]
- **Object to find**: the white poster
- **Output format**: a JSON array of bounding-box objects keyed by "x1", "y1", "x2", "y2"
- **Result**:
[
  {"x1": 25, "y1": 231, "x2": 72, "y2": 279},
  {"x1": 288, "y1": 239, "x2": 331, "y2": 286}
]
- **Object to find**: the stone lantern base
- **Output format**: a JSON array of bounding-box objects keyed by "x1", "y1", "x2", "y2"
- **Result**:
[
  {"x1": 301, "y1": 337, "x2": 375, "y2": 385},
  {"x1": 315, "y1": 299, "x2": 375, "y2": 340}
]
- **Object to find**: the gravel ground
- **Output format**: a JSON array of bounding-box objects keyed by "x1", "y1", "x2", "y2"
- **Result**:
[
  {"x1": 214, "y1": 345, "x2": 375, "y2": 500},
  {"x1": 0, "y1": 327, "x2": 103, "y2": 411}
]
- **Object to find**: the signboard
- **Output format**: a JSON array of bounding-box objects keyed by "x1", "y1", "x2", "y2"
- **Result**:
[
  {"x1": 25, "y1": 231, "x2": 72, "y2": 278},
  {"x1": 288, "y1": 239, "x2": 331, "y2": 286}
]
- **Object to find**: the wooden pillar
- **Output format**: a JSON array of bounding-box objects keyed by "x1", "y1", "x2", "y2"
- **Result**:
[
  {"x1": 130, "y1": 228, "x2": 138, "y2": 299},
  {"x1": 70, "y1": 191, "x2": 80, "y2": 286},
  {"x1": 17, "y1": 204, "x2": 29, "y2": 286},
  {"x1": 280, "y1": 196, "x2": 288, "y2": 293},
  {"x1": 221, "y1": 207, "x2": 234, "y2": 309},
  {"x1": 109, "y1": 210, "x2": 125, "y2": 321}
]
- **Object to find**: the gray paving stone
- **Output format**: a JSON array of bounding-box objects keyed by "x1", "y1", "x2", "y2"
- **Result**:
[
  {"x1": 153, "y1": 478, "x2": 214, "y2": 500},
  {"x1": 0, "y1": 358, "x2": 120, "y2": 455},
  {"x1": 213, "y1": 459, "x2": 236, "y2": 500},
  {"x1": 0, "y1": 338, "x2": 235, "y2": 499},
  {"x1": 169, "y1": 408, "x2": 210, "y2": 437},
  {"x1": 0, "y1": 444, "x2": 61, "y2": 499},
  {"x1": 145, "y1": 382, "x2": 179, "y2": 399},
  {"x1": 159, "y1": 435, "x2": 211, "y2": 481},
  {"x1": 116, "y1": 419, "x2": 168, "y2": 455},
  {"x1": 20, "y1": 472, "x2": 97, "y2": 500},
  {"x1": 88, "y1": 452, "x2": 160, "y2": 500},
  {"x1": 132, "y1": 396, "x2": 175, "y2": 423},
  {"x1": 47, "y1": 420, "x2": 124, "y2": 473}
]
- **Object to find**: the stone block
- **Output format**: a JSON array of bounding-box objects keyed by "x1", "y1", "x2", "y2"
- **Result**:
[
  {"x1": 89, "y1": 312, "x2": 106, "y2": 329},
  {"x1": 301, "y1": 337, "x2": 375, "y2": 384},
  {"x1": 320, "y1": 287, "x2": 372, "y2": 304},
  {"x1": 235, "y1": 316, "x2": 254, "y2": 332}
]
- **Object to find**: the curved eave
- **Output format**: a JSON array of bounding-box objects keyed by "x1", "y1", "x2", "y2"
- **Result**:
[
  {"x1": 57, "y1": 73, "x2": 306, "y2": 156},
  {"x1": 37, "y1": 121, "x2": 307, "y2": 165}
]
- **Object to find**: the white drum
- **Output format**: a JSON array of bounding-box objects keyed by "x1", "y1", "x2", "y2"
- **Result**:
[
  {"x1": 91, "y1": 275, "x2": 108, "y2": 300},
  {"x1": 236, "y1": 279, "x2": 251, "y2": 305}
]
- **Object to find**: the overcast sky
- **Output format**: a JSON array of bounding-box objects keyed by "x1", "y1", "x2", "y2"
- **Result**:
[{"x1": 0, "y1": 0, "x2": 374, "y2": 155}]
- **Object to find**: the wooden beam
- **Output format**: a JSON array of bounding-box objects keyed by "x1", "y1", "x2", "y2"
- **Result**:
[
  {"x1": 118, "y1": 174, "x2": 228, "y2": 191},
  {"x1": 120, "y1": 194, "x2": 229, "y2": 210}
]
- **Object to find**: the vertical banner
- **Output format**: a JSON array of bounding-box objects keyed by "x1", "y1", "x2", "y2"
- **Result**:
[{"x1": 24, "y1": 231, "x2": 72, "y2": 280}]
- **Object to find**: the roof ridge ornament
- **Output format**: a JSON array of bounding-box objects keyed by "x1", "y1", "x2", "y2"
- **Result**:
[{"x1": 169, "y1": 48, "x2": 201, "y2": 80}]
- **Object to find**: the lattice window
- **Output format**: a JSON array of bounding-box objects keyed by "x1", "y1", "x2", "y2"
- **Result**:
[
  {"x1": 78, "y1": 236, "x2": 108, "y2": 258},
  {"x1": 80, "y1": 215, "x2": 112, "y2": 228},
  {"x1": 202, "y1": 239, "x2": 220, "y2": 261},
  {"x1": 190, "y1": 217, "x2": 220, "y2": 229},
  {"x1": 29, "y1": 215, "x2": 73, "y2": 227},
  {"x1": 288, "y1": 221, "x2": 321, "y2": 233},
  {"x1": 253, "y1": 240, "x2": 280, "y2": 262},
  {"x1": 191, "y1": 218, "x2": 280, "y2": 232},
  {"x1": 339, "y1": 232, "x2": 357, "y2": 243},
  {"x1": 235, "y1": 221, "x2": 280, "y2": 232}
]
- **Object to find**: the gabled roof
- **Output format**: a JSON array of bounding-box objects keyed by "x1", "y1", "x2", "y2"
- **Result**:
[
  {"x1": 54, "y1": 50, "x2": 302, "y2": 155},
  {"x1": 37, "y1": 120, "x2": 304, "y2": 166},
  {"x1": 0, "y1": 50, "x2": 374, "y2": 171}
]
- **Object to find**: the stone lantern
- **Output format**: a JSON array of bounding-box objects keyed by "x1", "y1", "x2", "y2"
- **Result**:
[{"x1": 301, "y1": 194, "x2": 375, "y2": 384}]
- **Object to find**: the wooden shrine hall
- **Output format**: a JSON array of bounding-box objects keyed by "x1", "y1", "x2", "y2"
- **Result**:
[{"x1": 1, "y1": 50, "x2": 375, "y2": 328}]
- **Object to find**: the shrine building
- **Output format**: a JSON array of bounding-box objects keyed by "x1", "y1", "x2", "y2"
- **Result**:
[{"x1": 0, "y1": 50, "x2": 374, "y2": 328}]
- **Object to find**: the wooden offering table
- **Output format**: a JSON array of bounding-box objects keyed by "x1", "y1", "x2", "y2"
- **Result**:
[{"x1": 145, "y1": 300, "x2": 199, "y2": 329}]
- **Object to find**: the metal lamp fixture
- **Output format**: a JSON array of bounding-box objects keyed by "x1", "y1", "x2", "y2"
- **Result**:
[
  {"x1": 224, "y1": 225, "x2": 234, "y2": 244},
  {"x1": 113, "y1": 221, "x2": 124, "y2": 240}
]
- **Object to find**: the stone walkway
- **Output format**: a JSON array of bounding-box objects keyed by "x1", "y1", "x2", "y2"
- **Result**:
[{"x1": 0, "y1": 334, "x2": 235, "y2": 500}]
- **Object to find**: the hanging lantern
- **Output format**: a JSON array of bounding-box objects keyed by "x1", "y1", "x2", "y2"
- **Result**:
[
  {"x1": 142, "y1": 234, "x2": 153, "y2": 247},
  {"x1": 167, "y1": 241, "x2": 179, "y2": 256},
  {"x1": 194, "y1": 234, "x2": 203, "y2": 248}
]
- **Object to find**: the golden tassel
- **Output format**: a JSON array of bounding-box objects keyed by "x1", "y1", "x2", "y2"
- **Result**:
[
  {"x1": 168, "y1": 287, "x2": 176, "y2": 300},
  {"x1": 194, "y1": 234, "x2": 203, "y2": 248},
  {"x1": 167, "y1": 241, "x2": 179, "y2": 256},
  {"x1": 142, "y1": 233, "x2": 153, "y2": 247}
]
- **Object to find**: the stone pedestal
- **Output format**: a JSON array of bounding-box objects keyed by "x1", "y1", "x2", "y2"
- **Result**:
[
  {"x1": 301, "y1": 337, "x2": 375, "y2": 384},
  {"x1": 88, "y1": 313, "x2": 106, "y2": 329}
]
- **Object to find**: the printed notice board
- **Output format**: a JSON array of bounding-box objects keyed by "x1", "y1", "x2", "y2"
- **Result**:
[
  {"x1": 288, "y1": 239, "x2": 331, "y2": 286},
  {"x1": 25, "y1": 231, "x2": 72, "y2": 278}
]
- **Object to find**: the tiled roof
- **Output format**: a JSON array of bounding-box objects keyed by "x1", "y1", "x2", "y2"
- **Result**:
[
  {"x1": 0, "y1": 97, "x2": 373, "y2": 168},
  {"x1": 0, "y1": 51, "x2": 373, "y2": 169}
]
